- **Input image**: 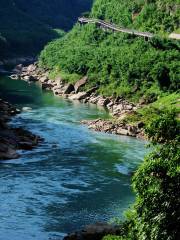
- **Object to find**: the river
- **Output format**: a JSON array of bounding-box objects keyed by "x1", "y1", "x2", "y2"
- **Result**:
[{"x1": 0, "y1": 76, "x2": 147, "y2": 240}]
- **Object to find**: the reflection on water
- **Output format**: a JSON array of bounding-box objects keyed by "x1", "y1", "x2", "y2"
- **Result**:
[{"x1": 0, "y1": 77, "x2": 147, "y2": 240}]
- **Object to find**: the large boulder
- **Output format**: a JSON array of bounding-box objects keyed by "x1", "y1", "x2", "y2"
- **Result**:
[
  {"x1": 13, "y1": 64, "x2": 23, "y2": 73},
  {"x1": 41, "y1": 83, "x2": 53, "y2": 90},
  {"x1": 22, "y1": 107, "x2": 32, "y2": 112},
  {"x1": 64, "y1": 84, "x2": 75, "y2": 94},
  {"x1": 69, "y1": 92, "x2": 88, "y2": 101},
  {"x1": 10, "y1": 74, "x2": 19, "y2": 80},
  {"x1": 22, "y1": 75, "x2": 36, "y2": 82},
  {"x1": 112, "y1": 104, "x2": 124, "y2": 116},
  {"x1": 55, "y1": 76, "x2": 64, "y2": 87},
  {"x1": 27, "y1": 64, "x2": 37, "y2": 73},
  {"x1": 0, "y1": 99, "x2": 41, "y2": 160},
  {"x1": 39, "y1": 76, "x2": 48, "y2": 83},
  {"x1": 116, "y1": 128, "x2": 129, "y2": 136},
  {"x1": 97, "y1": 97, "x2": 111, "y2": 107},
  {"x1": 0, "y1": 144, "x2": 19, "y2": 160},
  {"x1": 53, "y1": 88, "x2": 63, "y2": 96},
  {"x1": 74, "y1": 76, "x2": 88, "y2": 93},
  {"x1": 86, "y1": 86, "x2": 98, "y2": 95}
]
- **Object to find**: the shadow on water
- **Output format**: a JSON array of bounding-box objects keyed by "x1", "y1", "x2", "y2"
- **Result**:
[{"x1": 0, "y1": 76, "x2": 148, "y2": 240}]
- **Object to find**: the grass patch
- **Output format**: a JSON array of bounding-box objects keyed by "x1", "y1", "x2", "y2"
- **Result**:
[
  {"x1": 48, "y1": 69, "x2": 82, "y2": 84},
  {"x1": 124, "y1": 92, "x2": 180, "y2": 125}
]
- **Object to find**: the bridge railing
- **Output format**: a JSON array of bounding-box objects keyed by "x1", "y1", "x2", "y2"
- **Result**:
[
  {"x1": 78, "y1": 17, "x2": 154, "y2": 38},
  {"x1": 78, "y1": 17, "x2": 180, "y2": 40}
]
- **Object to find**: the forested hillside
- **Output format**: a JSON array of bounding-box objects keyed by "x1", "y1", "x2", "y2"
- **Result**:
[
  {"x1": 92, "y1": 0, "x2": 179, "y2": 33},
  {"x1": 0, "y1": 0, "x2": 92, "y2": 59},
  {"x1": 40, "y1": 0, "x2": 180, "y2": 101}
]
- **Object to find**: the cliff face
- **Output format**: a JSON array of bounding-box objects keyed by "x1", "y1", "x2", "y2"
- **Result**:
[{"x1": 0, "y1": 0, "x2": 92, "y2": 58}]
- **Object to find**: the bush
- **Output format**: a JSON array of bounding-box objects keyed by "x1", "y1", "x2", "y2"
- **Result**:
[
  {"x1": 145, "y1": 109, "x2": 179, "y2": 143},
  {"x1": 130, "y1": 109, "x2": 180, "y2": 240},
  {"x1": 103, "y1": 109, "x2": 180, "y2": 240}
]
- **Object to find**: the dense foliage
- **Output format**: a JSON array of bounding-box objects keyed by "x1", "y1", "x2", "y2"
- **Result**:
[
  {"x1": 39, "y1": 0, "x2": 180, "y2": 100},
  {"x1": 0, "y1": 0, "x2": 92, "y2": 59},
  {"x1": 92, "y1": 0, "x2": 180, "y2": 34},
  {"x1": 131, "y1": 111, "x2": 179, "y2": 240},
  {"x1": 103, "y1": 110, "x2": 180, "y2": 240}
]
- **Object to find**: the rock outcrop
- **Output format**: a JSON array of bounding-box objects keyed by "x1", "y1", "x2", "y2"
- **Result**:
[
  {"x1": 0, "y1": 98, "x2": 41, "y2": 160},
  {"x1": 74, "y1": 76, "x2": 88, "y2": 93},
  {"x1": 69, "y1": 92, "x2": 88, "y2": 101},
  {"x1": 64, "y1": 222, "x2": 123, "y2": 240},
  {"x1": 81, "y1": 119, "x2": 144, "y2": 138}
]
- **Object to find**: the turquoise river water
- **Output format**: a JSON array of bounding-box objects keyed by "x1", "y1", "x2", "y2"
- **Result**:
[{"x1": 0, "y1": 76, "x2": 147, "y2": 240}]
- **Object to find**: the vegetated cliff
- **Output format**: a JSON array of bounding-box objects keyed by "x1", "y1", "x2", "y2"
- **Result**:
[
  {"x1": 0, "y1": 0, "x2": 92, "y2": 59},
  {"x1": 39, "y1": 0, "x2": 180, "y2": 102}
]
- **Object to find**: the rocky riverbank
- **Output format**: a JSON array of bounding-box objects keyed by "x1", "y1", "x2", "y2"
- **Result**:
[
  {"x1": 63, "y1": 222, "x2": 123, "y2": 240},
  {"x1": 0, "y1": 98, "x2": 41, "y2": 160},
  {"x1": 11, "y1": 62, "x2": 145, "y2": 139},
  {"x1": 81, "y1": 119, "x2": 145, "y2": 138}
]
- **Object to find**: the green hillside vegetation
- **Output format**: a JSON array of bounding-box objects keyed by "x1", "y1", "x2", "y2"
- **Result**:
[
  {"x1": 0, "y1": 0, "x2": 92, "y2": 59},
  {"x1": 92, "y1": 0, "x2": 180, "y2": 34},
  {"x1": 40, "y1": 0, "x2": 180, "y2": 102},
  {"x1": 103, "y1": 109, "x2": 180, "y2": 240},
  {"x1": 124, "y1": 92, "x2": 180, "y2": 126}
]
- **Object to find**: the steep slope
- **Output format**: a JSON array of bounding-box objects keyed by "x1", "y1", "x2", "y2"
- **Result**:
[
  {"x1": 40, "y1": 0, "x2": 180, "y2": 101},
  {"x1": 0, "y1": 0, "x2": 92, "y2": 59}
]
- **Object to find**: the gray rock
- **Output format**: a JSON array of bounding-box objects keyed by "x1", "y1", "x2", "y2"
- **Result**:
[
  {"x1": 22, "y1": 75, "x2": 36, "y2": 82},
  {"x1": 69, "y1": 92, "x2": 88, "y2": 101},
  {"x1": 64, "y1": 84, "x2": 75, "y2": 94},
  {"x1": 0, "y1": 99, "x2": 41, "y2": 160},
  {"x1": 124, "y1": 104, "x2": 133, "y2": 110},
  {"x1": 27, "y1": 64, "x2": 37, "y2": 73},
  {"x1": 10, "y1": 74, "x2": 19, "y2": 80},
  {"x1": 0, "y1": 144, "x2": 19, "y2": 160},
  {"x1": 74, "y1": 76, "x2": 88, "y2": 93},
  {"x1": 106, "y1": 101, "x2": 114, "y2": 109},
  {"x1": 86, "y1": 86, "x2": 98, "y2": 95},
  {"x1": 13, "y1": 64, "x2": 23, "y2": 73},
  {"x1": 39, "y1": 76, "x2": 48, "y2": 83},
  {"x1": 89, "y1": 96, "x2": 100, "y2": 104},
  {"x1": 22, "y1": 107, "x2": 32, "y2": 112},
  {"x1": 55, "y1": 76, "x2": 64, "y2": 87},
  {"x1": 29, "y1": 75, "x2": 37, "y2": 82},
  {"x1": 23, "y1": 75, "x2": 30, "y2": 81},
  {"x1": 53, "y1": 89, "x2": 63, "y2": 95},
  {"x1": 42, "y1": 83, "x2": 53, "y2": 90},
  {"x1": 128, "y1": 125, "x2": 138, "y2": 136},
  {"x1": 116, "y1": 128, "x2": 129, "y2": 136},
  {"x1": 97, "y1": 97, "x2": 110, "y2": 107}
]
